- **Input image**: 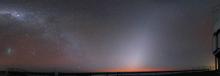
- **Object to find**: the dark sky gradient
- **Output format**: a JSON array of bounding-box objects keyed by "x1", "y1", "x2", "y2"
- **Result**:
[{"x1": 0, "y1": 0, "x2": 219, "y2": 72}]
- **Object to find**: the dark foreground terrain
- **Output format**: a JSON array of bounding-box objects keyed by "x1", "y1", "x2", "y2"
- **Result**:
[{"x1": 0, "y1": 70, "x2": 219, "y2": 76}]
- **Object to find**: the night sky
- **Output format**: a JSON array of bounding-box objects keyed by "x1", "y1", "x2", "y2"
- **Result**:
[{"x1": 0, "y1": 0, "x2": 219, "y2": 72}]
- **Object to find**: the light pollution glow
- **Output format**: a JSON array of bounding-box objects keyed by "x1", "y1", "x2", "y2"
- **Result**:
[{"x1": 0, "y1": 0, "x2": 218, "y2": 72}]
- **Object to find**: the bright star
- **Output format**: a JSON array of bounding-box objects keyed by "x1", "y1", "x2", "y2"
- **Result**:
[
  {"x1": 15, "y1": 13, "x2": 21, "y2": 17},
  {"x1": 6, "y1": 48, "x2": 12, "y2": 56},
  {"x1": 11, "y1": 11, "x2": 23, "y2": 18},
  {"x1": 0, "y1": 10, "x2": 24, "y2": 20}
]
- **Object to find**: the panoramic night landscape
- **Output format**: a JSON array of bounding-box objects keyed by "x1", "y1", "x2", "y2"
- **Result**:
[{"x1": 0, "y1": 0, "x2": 220, "y2": 76}]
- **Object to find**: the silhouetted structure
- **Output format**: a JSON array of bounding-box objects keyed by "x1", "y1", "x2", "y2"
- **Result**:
[{"x1": 213, "y1": 5, "x2": 220, "y2": 70}]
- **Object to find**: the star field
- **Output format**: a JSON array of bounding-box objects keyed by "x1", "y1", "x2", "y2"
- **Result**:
[{"x1": 0, "y1": 0, "x2": 219, "y2": 72}]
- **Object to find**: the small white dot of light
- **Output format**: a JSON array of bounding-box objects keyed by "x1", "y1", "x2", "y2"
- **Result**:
[
  {"x1": 16, "y1": 14, "x2": 20, "y2": 17},
  {"x1": 6, "y1": 48, "x2": 12, "y2": 56}
]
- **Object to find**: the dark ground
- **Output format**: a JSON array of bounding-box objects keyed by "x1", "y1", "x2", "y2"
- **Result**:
[{"x1": 0, "y1": 70, "x2": 220, "y2": 76}]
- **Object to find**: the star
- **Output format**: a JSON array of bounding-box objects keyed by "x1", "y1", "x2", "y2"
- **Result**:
[
  {"x1": 11, "y1": 11, "x2": 20, "y2": 17},
  {"x1": 0, "y1": 10, "x2": 25, "y2": 20},
  {"x1": 5, "y1": 48, "x2": 13, "y2": 56}
]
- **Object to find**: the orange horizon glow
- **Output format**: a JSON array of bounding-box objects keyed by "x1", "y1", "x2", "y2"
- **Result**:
[{"x1": 96, "y1": 67, "x2": 175, "y2": 72}]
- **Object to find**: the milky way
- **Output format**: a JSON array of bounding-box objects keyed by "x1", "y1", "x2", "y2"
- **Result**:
[{"x1": 0, "y1": 0, "x2": 219, "y2": 72}]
